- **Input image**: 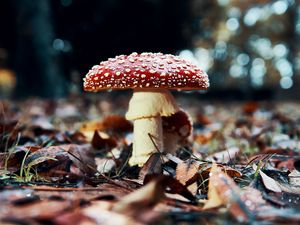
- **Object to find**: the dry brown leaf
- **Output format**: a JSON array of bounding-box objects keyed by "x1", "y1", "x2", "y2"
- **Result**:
[
  {"x1": 83, "y1": 201, "x2": 141, "y2": 225},
  {"x1": 1, "y1": 200, "x2": 73, "y2": 220},
  {"x1": 25, "y1": 144, "x2": 96, "y2": 176},
  {"x1": 80, "y1": 120, "x2": 104, "y2": 137},
  {"x1": 176, "y1": 159, "x2": 201, "y2": 186},
  {"x1": 91, "y1": 130, "x2": 117, "y2": 150},
  {"x1": 25, "y1": 145, "x2": 69, "y2": 168},
  {"x1": 55, "y1": 211, "x2": 97, "y2": 225},
  {"x1": 203, "y1": 164, "x2": 224, "y2": 209},
  {"x1": 112, "y1": 179, "x2": 164, "y2": 214},
  {"x1": 101, "y1": 115, "x2": 133, "y2": 133},
  {"x1": 176, "y1": 160, "x2": 242, "y2": 187},
  {"x1": 0, "y1": 146, "x2": 31, "y2": 171},
  {"x1": 203, "y1": 164, "x2": 251, "y2": 223},
  {"x1": 194, "y1": 132, "x2": 215, "y2": 145},
  {"x1": 107, "y1": 179, "x2": 164, "y2": 224},
  {"x1": 80, "y1": 115, "x2": 132, "y2": 134},
  {"x1": 79, "y1": 120, "x2": 103, "y2": 133},
  {"x1": 243, "y1": 101, "x2": 259, "y2": 115},
  {"x1": 144, "y1": 174, "x2": 196, "y2": 202},
  {"x1": 206, "y1": 146, "x2": 240, "y2": 163},
  {"x1": 196, "y1": 113, "x2": 212, "y2": 125},
  {"x1": 139, "y1": 153, "x2": 162, "y2": 182}
]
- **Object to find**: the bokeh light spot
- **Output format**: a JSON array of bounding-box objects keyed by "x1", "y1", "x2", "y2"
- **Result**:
[{"x1": 280, "y1": 77, "x2": 293, "y2": 89}]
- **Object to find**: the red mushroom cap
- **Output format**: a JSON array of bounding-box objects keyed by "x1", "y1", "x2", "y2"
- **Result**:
[
  {"x1": 162, "y1": 109, "x2": 192, "y2": 139},
  {"x1": 83, "y1": 52, "x2": 209, "y2": 91}
]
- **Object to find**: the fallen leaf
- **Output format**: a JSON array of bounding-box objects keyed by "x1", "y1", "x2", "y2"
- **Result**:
[
  {"x1": 102, "y1": 115, "x2": 133, "y2": 133},
  {"x1": 139, "y1": 153, "x2": 162, "y2": 182},
  {"x1": 25, "y1": 144, "x2": 96, "y2": 177},
  {"x1": 91, "y1": 130, "x2": 117, "y2": 150},
  {"x1": 196, "y1": 113, "x2": 211, "y2": 125},
  {"x1": 289, "y1": 169, "x2": 300, "y2": 186},
  {"x1": 0, "y1": 120, "x2": 18, "y2": 135},
  {"x1": 0, "y1": 199, "x2": 73, "y2": 220},
  {"x1": 95, "y1": 158, "x2": 116, "y2": 174},
  {"x1": 194, "y1": 132, "x2": 215, "y2": 145},
  {"x1": 80, "y1": 115, "x2": 132, "y2": 134},
  {"x1": 176, "y1": 159, "x2": 201, "y2": 186},
  {"x1": 55, "y1": 211, "x2": 97, "y2": 225},
  {"x1": 258, "y1": 169, "x2": 282, "y2": 193},
  {"x1": 206, "y1": 146, "x2": 240, "y2": 163},
  {"x1": 203, "y1": 164, "x2": 224, "y2": 209},
  {"x1": 144, "y1": 174, "x2": 196, "y2": 202},
  {"x1": 83, "y1": 201, "x2": 141, "y2": 225},
  {"x1": 175, "y1": 160, "x2": 242, "y2": 187},
  {"x1": 112, "y1": 179, "x2": 165, "y2": 215},
  {"x1": 277, "y1": 182, "x2": 300, "y2": 195},
  {"x1": 203, "y1": 164, "x2": 254, "y2": 223},
  {"x1": 243, "y1": 101, "x2": 259, "y2": 115}
]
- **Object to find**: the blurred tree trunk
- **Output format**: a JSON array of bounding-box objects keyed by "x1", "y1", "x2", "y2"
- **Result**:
[
  {"x1": 290, "y1": 5, "x2": 300, "y2": 100},
  {"x1": 14, "y1": 0, "x2": 66, "y2": 98},
  {"x1": 276, "y1": 4, "x2": 300, "y2": 100}
]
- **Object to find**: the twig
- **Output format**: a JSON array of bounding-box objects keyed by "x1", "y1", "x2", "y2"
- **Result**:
[{"x1": 67, "y1": 151, "x2": 133, "y2": 190}]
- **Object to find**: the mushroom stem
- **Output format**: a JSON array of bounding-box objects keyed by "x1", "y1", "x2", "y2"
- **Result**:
[
  {"x1": 129, "y1": 116, "x2": 163, "y2": 166},
  {"x1": 126, "y1": 89, "x2": 179, "y2": 166}
]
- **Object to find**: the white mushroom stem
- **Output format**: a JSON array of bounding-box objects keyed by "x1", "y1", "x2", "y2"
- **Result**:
[
  {"x1": 126, "y1": 88, "x2": 179, "y2": 166},
  {"x1": 129, "y1": 116, "x2": 163, "y2": 166}
]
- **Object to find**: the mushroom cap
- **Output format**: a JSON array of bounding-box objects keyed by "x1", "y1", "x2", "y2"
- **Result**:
[{"x1": 83, "y1": 52, "x2": 209, "y2": 91}]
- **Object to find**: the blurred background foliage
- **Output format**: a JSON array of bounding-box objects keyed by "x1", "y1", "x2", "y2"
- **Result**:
[{"x1": 0, "y1": 0, "x2": 299, "y2": 99}]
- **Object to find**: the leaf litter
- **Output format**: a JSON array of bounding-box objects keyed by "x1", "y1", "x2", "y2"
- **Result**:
[{"x1": 1, "y1": 98, "x2": 300, "y2": 224}]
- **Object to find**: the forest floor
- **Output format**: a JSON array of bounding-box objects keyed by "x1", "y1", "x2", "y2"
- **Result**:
[{"x1": 0, "y1": 95, "x2": 300, "y2": 225}]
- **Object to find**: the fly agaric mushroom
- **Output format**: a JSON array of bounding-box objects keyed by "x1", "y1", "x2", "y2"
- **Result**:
[
  {"x1": 83, "y1": 52, "x2": 209, "y2": 166},
  {"x1": 162, "y1": 109, "x2": 193, "y2": 153}
]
